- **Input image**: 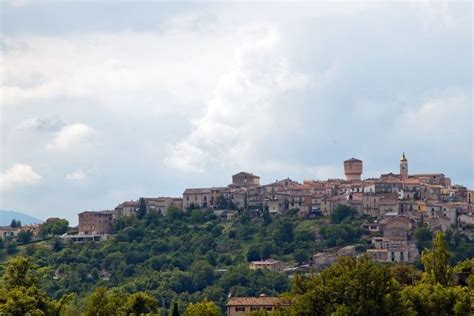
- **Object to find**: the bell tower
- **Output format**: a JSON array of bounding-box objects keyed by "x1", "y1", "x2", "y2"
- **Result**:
[{"x1": 400, "y1": 152, "x2": 408, "y2": 179}]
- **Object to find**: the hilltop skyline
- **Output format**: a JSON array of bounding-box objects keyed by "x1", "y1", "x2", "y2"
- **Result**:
[{"x1": 1, "y1": 1, "x2": 472, "y2": 223}]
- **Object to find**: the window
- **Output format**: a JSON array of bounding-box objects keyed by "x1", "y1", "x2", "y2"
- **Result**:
[{"x1": 235, "y1": 307, "x2": 245, "y2": 312}]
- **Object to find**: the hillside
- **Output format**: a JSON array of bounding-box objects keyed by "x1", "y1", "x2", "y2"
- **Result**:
[{"x1": 0, "y1": 209, "x2": 43, "y2": 226}]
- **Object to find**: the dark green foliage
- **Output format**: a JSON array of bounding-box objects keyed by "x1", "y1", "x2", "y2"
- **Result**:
[
  {"x1": 330, "y1": 205, "x2": 357, "y2": 224},
  {"x1": 137, "y1": 197, "x2": 147, "y2": 219},
  {"x1": 17, "y1": 230, "x2": 33, "y2": 244},
  {"x1": 171, "y1": 301, "x2": 180, "y2": 316},
  {"x1": 10, "y1": 219, "x2": 21, "y2": 228},
  {"x1": 415, "y1": 226, "x2": 433, "y2": 251},
  {"x1": 320, "y1": 223, "x2": 362, "y2": 247},
  {"x1": 39, "y1": 218, "x2": 69, "y2": 237},
  {"x1": 290, "y1": 256, "x2": 404, "y2": 315}
]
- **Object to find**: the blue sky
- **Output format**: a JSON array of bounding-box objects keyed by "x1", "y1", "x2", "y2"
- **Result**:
[{"x1": 0, "y1": 1, "x2": 472, "y2": 224}]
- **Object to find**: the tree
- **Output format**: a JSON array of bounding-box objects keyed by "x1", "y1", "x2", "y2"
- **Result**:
[
  {"x1": 39, "y1": 218, "x2": 69, "y2": 237},
  {"x1": 0, "y1": 256, "x2": 66, "y2": 315},
  {"x1": 262, "y1": 207, "x2": 272, "y2": 226},
  {"x1": 123, "y1": 292, "x2": 157, "y2": 315},
  {"x1": 401, "y1": 282, "x2": 471, "y2": 315},
  {"x1": 17, "y1": 230, "x2": 33, "y2": 244},
  {"x1": 137, "y1": 197, "x2": 147, "y2": 219},
  {"x1": 421, "y1": 232, "x2": 453, "y2": 286},
  {"x1": 294, "y1": 249, "x2": 309, "y2": 266},
  {"x1": 330, "y1": 205, "x2": 356, "y2": 224},
  {"x1": 185, "y1": 299, "x2": 220, "y2": 316},
  {"x1": 389, "y1": 263, "x2": 422, "y2": 286},
  {"x1": 10, "y1": 219, "x2": 21, "y2": 228},
  {"x1": 247, "y1": 245, "x2": 261, "y2": 262},
  {"x1": 84, "y1": 287, "x2": 123, "y2": 316},
  {"x1": 171, "y1": 302, "x2": 180, "y2": 316},
  {"x1": 289, "y1": 256, "x2": 405, "y2": 315},
  {"x1": 415, "y1": 226, "x2": 433, "y2": 251}
]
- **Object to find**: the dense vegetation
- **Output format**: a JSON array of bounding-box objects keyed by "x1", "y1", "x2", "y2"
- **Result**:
[{"x1": 0, "y1": 206, "x2": 472, "y2": 315}]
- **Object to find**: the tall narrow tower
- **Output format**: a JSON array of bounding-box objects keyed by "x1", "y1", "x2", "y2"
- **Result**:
[
  {"x1": 344, "y1": 158, "x2": 363, "y2": 181},
  {"x1": 400, "y1": 152, "x2": 408, "y2": 179}
]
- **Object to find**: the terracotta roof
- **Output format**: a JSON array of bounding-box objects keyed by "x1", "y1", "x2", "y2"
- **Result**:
[
  {"x1": 183, "y1": 188, "x2": 212, "y2": 194},
  {"x1": 227, "y1": 297, "x2": 289, "y2": 306}
]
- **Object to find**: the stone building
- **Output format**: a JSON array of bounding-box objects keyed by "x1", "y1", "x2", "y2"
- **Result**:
[
  {"x1": 344, "y1": 158, "x2": 363, "y2": 181},
  {"x1": 227, "y1": 296, "x2": 290, "y2": 316},
  {"x1": 78, "y1": 211, "x2": 114, "y2": 235},
  {"x1": 232, "y1": 172, "x2": 260, "y2": 187}
]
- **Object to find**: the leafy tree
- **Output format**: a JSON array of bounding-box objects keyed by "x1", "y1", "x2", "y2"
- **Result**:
[
  {"x1": 137, "y1": 197, "x2": 147, "y2": 219},
  {"x1": 389, "y1": 263, "x2": 422, "y2": 286},
  {"x1": 330, "y1": 205, "x2": 356, "y2": 224},
  {"x1": 289, "y1": 256, "x2": 405, "y2": 315},
  {"x1": 84, "y1": 287, "x2": 119, "y2": 316},
  {"x1": 247, "y1": 245, "x2": 261, "y2": 261},
  {"x1": 294, "y1": 249, "x2": 309, "y2": 266},
  {"x1": 240, "y1": 210, "x2": 251, "y2": 225},
  {"x1": 185, "y1": 299, "x2": 220, "y2": 316},
  {"x1": 123, "y1": 292, "x2": 157, "y2": 315},
  {"x1": 421, "y1": 232, "x2": 452, "y2": 286},
  {"x1": 401, "y1": 282, "x2": 471, "y2": 315},
  {"x1": 39, "y1": 218, "x2": 69, "y2": 237},
  {"x1": 262, "y1": 207, "x2": 272, "y2": 226},
  {"x1": 415, "y1": 226, "x2": 433, "y2": 251},
  {"x1": 0, "y1": 256, "x2": 66, "y2": 315},
  {"x1": 17, "y1": 230, "x2": 33, "y2": 244}
]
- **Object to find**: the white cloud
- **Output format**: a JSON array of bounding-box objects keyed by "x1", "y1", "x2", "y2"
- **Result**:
[
  {"x1": 164, "y1": 24, "x2": 308, "y2": 172},
  {"x1": 0, "y1": 163, "x2": 41, "y2": 191},
  {"x1": 47, "y1": 123, "x2": 95, "y2": 151},
  {"x1": 65, "y1": 170, "x2": 85, "y2": 181}
]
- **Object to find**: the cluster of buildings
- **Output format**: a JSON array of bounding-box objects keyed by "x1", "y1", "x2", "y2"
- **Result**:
[{"x1": 75, "y1": 154, "x2": 473, "y2": 262}]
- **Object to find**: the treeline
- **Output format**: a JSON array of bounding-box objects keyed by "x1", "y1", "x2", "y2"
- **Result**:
[
  {"x1": 0, "y1": 206, "x2": 473, "y2": 315},
  {"x1": 0, "y1": 232, "x2": 472, "y2": 315}
]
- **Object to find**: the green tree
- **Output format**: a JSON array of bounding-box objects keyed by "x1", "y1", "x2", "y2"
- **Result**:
[
  {"x1": 171, "y1": 301, "x2": 180, "y2": 316},
  {"x1": 401, "y1": 282, "x2": 471, "y2": 315},
  {"x1": 294, "y1": 249, "x2": 309, "y2": 266},
  {"x1": 389, "y1": 263, "x2": 422, "y2": 286},
  {"x1": 415, "y1": 226, "x2": 433, "y2": 251},
  {"x1": 185, "y1": 299, "x2": 220, "y2": 316},
  {"x1": 289, "y1": 256, "x2": 405, "y2": 315},
  {"x1": 421, "y1": 232, "x2": 452, "y2": 286},
  {"x1": 39, "y1": 218, "x2": 69, "y2": 237},
  {"x1": 0, "y1": 256, "x2": 65, "y2": 315},
  {"x1": 10, "y1": 219, "x2": 21, "y2": 228},
  {"x1": 137, "y1": 197, "x2": 147, "y2": 219},
  {"x1": 84, "y1": 287, "x2": 121, "y2": 316},
  {"x1": 330, "y1": 205, "x2": 356, "y2": 224},
  {"x1": 262, "y1": 207, "x2": 272, "y2": 226},
  {"x1": 17, "y1": 230, "x2": 33, "y2": 244},
  {"x1": 123, "y1": 292, "x2": 157, "y2": 315}
]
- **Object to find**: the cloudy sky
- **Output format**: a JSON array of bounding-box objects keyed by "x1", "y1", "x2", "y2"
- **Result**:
[{"x1": 0, "y1": 1, "x2": 472, "y2": 224}]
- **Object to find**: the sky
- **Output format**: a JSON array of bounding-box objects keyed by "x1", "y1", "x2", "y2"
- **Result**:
[{"x1": 0, "y1": 1, "x2": 472, "y2": 224}]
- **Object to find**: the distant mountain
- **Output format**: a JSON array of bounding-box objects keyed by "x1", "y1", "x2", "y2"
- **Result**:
[{"x1": 0, "y1": 209, "x2": 43, "y2": 226}]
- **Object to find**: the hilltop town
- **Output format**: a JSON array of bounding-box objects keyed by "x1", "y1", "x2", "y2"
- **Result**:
[
  {"x1": 1, "y1": 154, "x2": 473, "y2": 315},
  {"x1": 71, "y1": 154, "x2": 473, "y2": 265}
]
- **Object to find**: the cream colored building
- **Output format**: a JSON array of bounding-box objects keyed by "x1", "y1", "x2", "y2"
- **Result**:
[
  {"x1": 249, "y1": 259, "x2": 284, "y2": 272},
  {"x1": 227, "y1": 296, "x2": 289, "y2": 316}
]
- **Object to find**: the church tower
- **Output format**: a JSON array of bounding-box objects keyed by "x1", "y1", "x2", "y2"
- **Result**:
[{"x1": 400, "y1": 152, "x2": 408, "y2": 179}]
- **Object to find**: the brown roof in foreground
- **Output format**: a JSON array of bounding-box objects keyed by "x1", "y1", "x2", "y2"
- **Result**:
[{"x1": 227, "y1": 296, "x2": 289, "y2": 306}]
